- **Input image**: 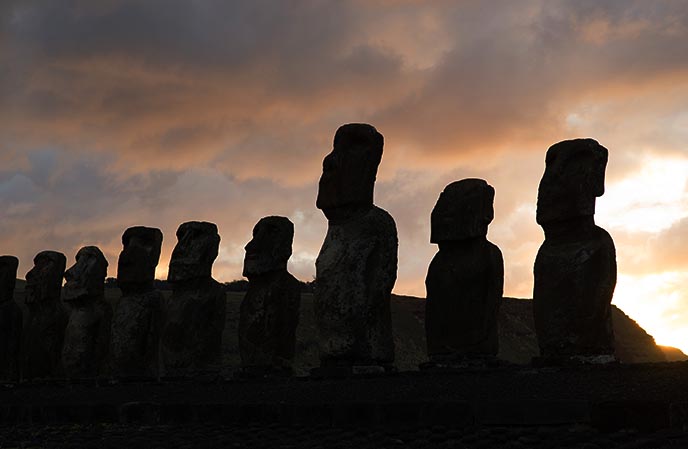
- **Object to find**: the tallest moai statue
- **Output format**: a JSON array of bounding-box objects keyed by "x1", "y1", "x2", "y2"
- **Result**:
[
  {"x1": 533, "y1": 139, "x2": 617, "y2": 363},
  {"x1": 314, "y1": 123, "x2": 398, "y2": 370}
]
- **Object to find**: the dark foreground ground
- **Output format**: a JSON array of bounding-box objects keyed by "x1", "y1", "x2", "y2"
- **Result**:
[{"x1": 2, "y1": 362, "x2": 688, "y2": 448}]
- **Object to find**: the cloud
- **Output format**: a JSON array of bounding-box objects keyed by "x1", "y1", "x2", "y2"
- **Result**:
[{"x1": 2, "y1": 0, "x2": 688, "y2": 347}]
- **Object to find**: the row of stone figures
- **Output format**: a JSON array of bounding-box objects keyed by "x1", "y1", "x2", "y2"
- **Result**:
[{"x1": 0, "y1": 123, "x2": 617, "y2": 380}]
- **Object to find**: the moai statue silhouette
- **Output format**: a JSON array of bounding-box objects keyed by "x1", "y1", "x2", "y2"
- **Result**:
[
  {"x1": 23, "y1": 251, "x2": 68, "y2": 380},
  {"x1": 111, "y1": 226, "x2": 164, "y2": 379},
  {"x1": 314, "y1": 123, "x2": 398, "y2": 372},
  {"x1": 533, "y1": 139, "x2": 617, "y2": 363},
  {"x1": 0, "y1": 256, "x2": 21, "y2": 381},
  {"x1": 61, "y1": 246, "x2": 111, "y2": 378},
  {"x1": 425, "y1": 179, "x2": 504, "y2": 366},
  {"x1": 238, "y1": 216, "x2": 301, "y2": 376},
  {"x1": 161, "y1": 221, "x2": 226, "y2": 377}
]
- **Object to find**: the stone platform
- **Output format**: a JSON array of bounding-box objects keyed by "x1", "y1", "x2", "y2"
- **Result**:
[{"x1": 2, "y1": 362, "x2": 688, "y2": 433}]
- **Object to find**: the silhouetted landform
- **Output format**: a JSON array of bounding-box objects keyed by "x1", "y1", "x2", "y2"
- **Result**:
[
  {"x1": 161, "y1": 221, "x2": 226, "y2": 376},
  {"x1": 660, "y1": 345, "x2": 688, "y2": 361},
  {"x1": 111, "y1": 226, "x2": 163, "y2": 378},
  {"x1": 425, "y1": 179, "x2": 503, "y2": 364},
  {"x1": 61, "y1": 246, "x2": 111, "y2": 379},
  {"x1": 22, "y1": 250, "x2": 68, "y2": 380},
  {"x1": 0, "y1": 256, "x2": 21, "y2": 381},
  {"x1": 239, "y1": 216, "x2": 301, "y2": 375},
  {"x1": 534, "y1": 139, "x2": 617, "y2": 362},
  {"x1": 315, "y1": 124, "x2": 398, "y2": 370}
]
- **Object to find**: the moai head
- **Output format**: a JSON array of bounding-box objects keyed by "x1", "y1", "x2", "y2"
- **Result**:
[
  {"x1": 117, "y1": 226, "x2": 163, "y2": 293},
  {"x1": 167, "y1": 221, "x2": 220, "y2": 283},
  {"x1": 0, "y1": 256, "x2": 19, "y2": 303},
  {"x1": 243, "y1": 216, "x2": 294, "y2": 278},
  {"x1": 63, "y1": 246, "x2": 108, "y2": 302},
  {"x1": 431, "y1": 179, "x2": 495, "y2": 244},
  {"x1": 536, "y1": 139, "x2": 608, "y2": 226},
  {"x1": 316, "y1": 123, "x2": 384, "y2": 220},
  {"x1": 25, "y1": 251, "x2": 67, "y2": 304}
]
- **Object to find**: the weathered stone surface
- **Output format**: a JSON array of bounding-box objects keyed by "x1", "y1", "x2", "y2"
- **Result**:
[
  {"x1": 22, "y1": 250, "x2": 68, "y2": 380},
  {"x1": 111, "y1": 226, "x2": 163, "y2": 378},
  {"x1": 239, "y1": 216, "x2": 301, "y2": 373},
  {"x1": 533, "y1": 139, "x2": 617, "y2": 360},
  {"x1": 425, "y1": 179, "x2": 504, "y2": 362},
  {"x1": 315, "y1": 124, "x2": 398, "y2": 367},
  {"x1": 161, "y1": 221, "x2": 226, "y2": 376},
  {"x1": 62, "y1": 246, "x2": 111, "y2": 378},
  {"x1": 0, "y1": 256, "x2": 21, "y2": 381}
]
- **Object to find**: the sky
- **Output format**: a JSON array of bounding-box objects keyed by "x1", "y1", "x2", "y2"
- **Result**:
[{"x1": 2, "y1": 1, "x2": 688, "y2": 351}]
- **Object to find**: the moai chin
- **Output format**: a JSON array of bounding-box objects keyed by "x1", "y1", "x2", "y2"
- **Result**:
[
  {"x1": 111, "y1": 226, "x2": 164, "y2": 378},
  {"x1": 238, "y1": 216, "x2": 301, "y2": 376},
  {"x1": 23, "y1": 251, "x2": 68, "y2": 380},
  {"x1": 61, "y1": 246, "x2": 111, "y2": 379},
  {"x1": 425, "y1": 179, "x2": 504, "y2": 366},
  {"x1": 0, "y1": 256, "x2": 22, "y2": 381},
  {"x1": 533, "y1": 139, "x2": 617, "y2": 363},
  {"x1": 161, "y1": 221, "x2": 226, "y2": 377},
  {"x1": 314, "y1": 123, "x2": 398, "y2": 371}
]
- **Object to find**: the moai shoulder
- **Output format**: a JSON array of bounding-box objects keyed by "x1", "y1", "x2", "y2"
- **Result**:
[
  {"x1": 314, "y1": 123, "x2": 398, "y2": 373},
  {"x1": 533, "y1": 139, "x2": 617, "y2": 364},
  {"x1": 161, "y1": 221, "x2": 226, "y2": 377},
  {"x1": 239, "y1": 216, "x2": 301, "y2": 376},
  {"x1": 111, "y1": 226, "x2": 164, "y2": 379},
  {"x1": 425, "y1": 179, "x2": 504, "y2": 367},
  {"x1": 22, "y1": 250, "x2": 68, "y2": 380},
  {"x1": 0, "y1": 256, "x2": 22, "y2": 381},
  {"x1": 61, "y1": 246, "x2": 111, "y2": 379}
]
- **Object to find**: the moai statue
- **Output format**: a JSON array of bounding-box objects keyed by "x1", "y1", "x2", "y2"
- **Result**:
[
  {"x1": 22, "y1": 251, "x2": 68, "y2": 380},
  {"x1": 0, "y1": 256, "x2": 21, "y2": 381},
  {"x1": 314, "y1": 123, "x2": 398, "y2": 372},
  {"x1": 533, "y1": 139, "x2": 617, "y2": 363},
  {"x1": 238, "y1": 216, "x2": 301, "y2": 376},
  {"x1": 161, "y1": 221, "x2": 226, "y2": 377},
  {"x1": 425, "y1": 179, "x2": 504, "y2": 366},
  {"x1": 61, "y1": 246, "x2": 111, "y2": 378},
  {"x1": 110, "y1": 226, "x2": 163, "y2": 379}
]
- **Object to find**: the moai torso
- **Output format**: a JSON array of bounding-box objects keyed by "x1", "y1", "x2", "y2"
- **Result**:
[
  {"x1": 61, "y1": 246, "x2": 111, "y2": 378},
  {"x1": 533, "y1": 139, "x2": 617, "y2": 360},
  {"x1": 161, "y1": 221, "x2": 226, "y2": 376},
  {"x1": 111, "y1": 226, "x2": 164, "y2": 378},
  {"x1": 0, "y1": 256, "x2": 21, "y2": 381},
  {"x1": 314, "y1": 124, "x2": 398, "y2": 367},
  {"x1": 425, "y1": 179, "x2": 503, "y2": 361},
  {"x1": 239, "y1": 217, "x2": 301, "y2": 373},
  {"x1": 23, "y1": 251, "x2": 68, "y2": 380}
]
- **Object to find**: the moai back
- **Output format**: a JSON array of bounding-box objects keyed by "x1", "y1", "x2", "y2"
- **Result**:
[
  {"x1": 314, "y1": 124, "x2": 398, "y2": 369},
  {"x1": 425, "y1": 179, "x2": 504, "y2": 364},
  {"x1": 61, "y1": 246, "x2": 111, "y2": 379},
  {"x1": 238, "y1": 216, "x2": 301, "y2": 375},
  {"x1": 0, "y1": 256, "x2": 22, "y2": 381},
  {"x1": 161, "y1": 221, "x2": 226, "y2": 376},
  {"x1": 533, "y1": 139, "x2": 616, "y2": 362},
  {"x1": 22, "y1": 251, "x2": 68, "y2": 380},
  {"x1": 111, "y1": 226, "x2": 164, "y2": 378}
]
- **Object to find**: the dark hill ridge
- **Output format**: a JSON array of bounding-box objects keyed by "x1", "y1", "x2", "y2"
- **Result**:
[{"x1": 12, "y1": 281, "x2": 686, "y2": 375}]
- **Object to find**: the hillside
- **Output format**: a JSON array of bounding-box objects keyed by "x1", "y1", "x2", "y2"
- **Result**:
[{"x1": 12, "y1": 283, "x2": 685, "y2": 374}]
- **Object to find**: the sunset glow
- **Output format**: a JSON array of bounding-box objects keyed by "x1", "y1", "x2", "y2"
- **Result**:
[{"x1": 1, "y1": 1, "x2": 687, "y2": 352}]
